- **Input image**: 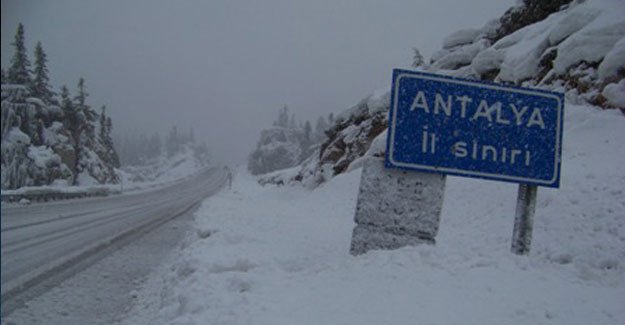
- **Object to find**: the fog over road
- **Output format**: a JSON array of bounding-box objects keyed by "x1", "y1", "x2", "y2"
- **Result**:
[{"x1": 1, "y1": 168, "x2": 226, "y2": 316}]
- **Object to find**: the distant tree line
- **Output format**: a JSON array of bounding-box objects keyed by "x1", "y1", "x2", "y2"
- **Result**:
[
  {"x1": 272, "y1": 104, "x2": 334, "y2": 145},
  {"x1": 248, "y1": 104, "x2": 335, "y2": 175},
  {"x1": 115, "y1": 126, "x2": 209, "y2": 166}
]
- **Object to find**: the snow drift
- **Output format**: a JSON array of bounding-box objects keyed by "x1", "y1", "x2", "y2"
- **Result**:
[{"x1": 123, "y1": 102, "x2": 624, "y2": 325}]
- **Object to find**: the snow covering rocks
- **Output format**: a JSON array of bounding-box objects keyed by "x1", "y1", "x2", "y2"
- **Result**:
[
  {"x1": 1, "y1": 84, "x2": 119, "y2": 189},
  {"x1": 432, "y1": 39, "x2": 490, "y2": 71},
  {"x1": 2, "y1": 127, "x2": 73, "y2": 189},
  {"x1": 552, "y1": 6, "x2": 625, "y2": 75},
  {"x1": 350, "y1": 158, "x2": 445, "y2": 255},
  {"x1": 598, "y1": 36, "x2": 625, "y2": 80},
  {"x1": 263, "y1": 0, "x2": 624, "y2": 190},
  {"x1": 261, "y1": 88, "x2": 390, "y2": 188},
  {"x1": 122, "y1": 103, "x2": 624, "y2": 325},
  {"x1": 471, "y1": 47, "x2": 505, "y2": 76},
  {"x1": 601, "y1": 79, "x2": 625, "y2": 108},
  {"x1": 425, "y1": 0, "x2": 625, "y2": 108},
  {"x1": 442, "y1": 28, "x2": 482, "y2": 49}
]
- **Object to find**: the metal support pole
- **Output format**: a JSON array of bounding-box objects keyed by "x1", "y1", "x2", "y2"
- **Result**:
[{"x1": 511, "y1": 184, "x2": 538, "y2": 255}]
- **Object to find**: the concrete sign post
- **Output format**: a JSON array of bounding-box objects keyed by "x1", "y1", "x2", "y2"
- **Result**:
[
  {"x1": 350, "y1": 157, "x2": 445, "y2": 256},
  {"x1": 350, "y1": 69, "x2": 563, "y2": 255}
]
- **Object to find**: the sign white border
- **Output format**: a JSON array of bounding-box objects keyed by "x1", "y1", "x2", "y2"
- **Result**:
[{"x1": 387, "y1": 72, "x2": 563, "y2": 186}]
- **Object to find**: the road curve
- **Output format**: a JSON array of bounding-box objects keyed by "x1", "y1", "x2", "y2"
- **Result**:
[{"x1": 1, "y1": 167, "x2": 226, "y2": 312}]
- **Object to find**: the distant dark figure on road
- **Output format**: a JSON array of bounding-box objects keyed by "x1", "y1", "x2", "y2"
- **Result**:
[{"x1": 225, "y1": 166, "x2": 233, "y2": 188}]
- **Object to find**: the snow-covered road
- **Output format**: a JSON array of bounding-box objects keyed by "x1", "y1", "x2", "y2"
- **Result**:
[{"x1": 1, "y1": 167, "x2": 226, "y2": 315}]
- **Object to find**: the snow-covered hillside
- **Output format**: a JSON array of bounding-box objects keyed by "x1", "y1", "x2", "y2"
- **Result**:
[
  {"x1": 1, "y1": 24, "x2": 121, "y2": 190},
  {"x1": 264, "y1": 0, "x2": 624, "y2": 188},
  {"x1": 119, "y1": 143, "x2": 211, "y2": 187},
  {"x1": 122, "y1": 102, "x2": 624, "y2": 324},
  {"x1": 119, "y1": 1, "x2": 624, "y2": 322},
  {"x1": 428, "y1": 0, "x2": 624, "y2": 107}
]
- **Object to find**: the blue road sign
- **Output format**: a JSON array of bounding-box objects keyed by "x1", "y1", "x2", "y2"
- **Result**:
[{"x1": 385, "y1": 69, "x2": 564, "y2": 188}]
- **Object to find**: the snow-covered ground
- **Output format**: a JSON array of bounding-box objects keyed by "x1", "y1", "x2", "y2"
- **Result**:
[
  {"x1": 117, "y1": 146, "x2": 211, "y2": 193},
  {"x1": 122, "y1": 102, "x2": 624, "y2": 325}
]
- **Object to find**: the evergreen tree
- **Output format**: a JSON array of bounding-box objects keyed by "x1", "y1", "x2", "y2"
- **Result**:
[
  {"x1": 167, "y1": 126, "x2": 179, "y2": 157},
  {"x1": 411, "y1": 48, "x2": 425, "y2": 68},
  {"x1": 315, "y1": 116, "x2": 329, "y2": 141},
  {"x1": 31, "y1": 42, "x2": 55, "y2": 104},
  {"x1": 289, "y1": 113, "x2": 297, "y2": 129},
  {"x1": 99, "y1": 105, "x2": 108, "y2": 140},
  {"x1": 99, "y1": 106, "x2": 120, "y2": 168},
  {"x1": 74, "y1": 78, "x2": 97, "y2": 143},
  {"x1": 274, "y1": 105, "x2": 289, "y2": 127},
  {"x1": 148, "y1": 133, "x2": 162, "y2": 158},
  {"x1": 304, "y1": 120, "x2": 312, "y2": 142},
  {"x1": 107, "y1": 121, "x2": 121, "y2": 168},
  {"x1": 1, "y1": 68, "x2": 6, "y2": 84},
  {"x1": 328, "y1": 113, "x2": 334, "y2": 125},
  {"x1": 8, "y1": 23, "x2": 31, "y2": 85},
  {"x1": 74, "y1": 77, "x2": 88, "y2": 107},
  {"x1": 60, "y1": 85, "x2": 77, "y2": 131},
  {"x1": 60, "y1": 86, "x2": 71, "y2": 112},
  {"x1": 34, "y1": 118, "x2": 45, "y2": 146}
]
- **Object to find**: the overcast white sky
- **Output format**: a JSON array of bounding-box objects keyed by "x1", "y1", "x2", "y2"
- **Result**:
[{"x1": 2, "y1": 0, "x2": 513, "y2": 164}]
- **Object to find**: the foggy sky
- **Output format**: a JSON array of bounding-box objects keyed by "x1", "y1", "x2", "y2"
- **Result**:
[{"x1": 1, "y1": 0, "x2": 512, "y2": 164}]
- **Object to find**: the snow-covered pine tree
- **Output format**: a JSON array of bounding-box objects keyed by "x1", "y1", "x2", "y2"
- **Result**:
[
  {"x1": 315, "y1": 115, "x2": 329, "y2": 142},
  {"x1": 273, "y1": 105, "x2": 289, "y2": 128},
  {"x1": 304, "y1": 120, "x2": 312, "y2": 142},
  {"x1": 30, "y1": 42, "x2": 55, "y2": 104},
  {"x1": 289, "y1": 113, "x2": 297, "y2": 129},
  {"x1": 167, "y1": 125, "x2": 179, "y2": 157},
  {"x1": 8, "y1": 23, "x2": 31, "y2": 85},
  {"x1": 60, "y1": 85, "x2": 75, "y2": 126},
  {"x1": 74, "y1": 78, "x2": 98, "y2": 145},
  {"x1": 411, "y1": 48, "x2": 425, "y2": 68},
  {"x1": 1, "y1": 69, "x2": 6, "y2": 84},
  {"x1": 99, "y1": 106, "x2": 120, "y2": 168},
  {"x1": 148, "y1": 133, "x2": 162, "y2": 159}
]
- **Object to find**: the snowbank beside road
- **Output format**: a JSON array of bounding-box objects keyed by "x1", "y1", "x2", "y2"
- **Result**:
[
  {"x1": 123, "y1": 102, "x2": 624, "y2": 325},
  {"x1": 2, "y1": 145, "x2": 211, "y2": 204}
]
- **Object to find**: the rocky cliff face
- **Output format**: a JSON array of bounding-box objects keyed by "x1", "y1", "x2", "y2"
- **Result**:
[{"x1": 260, "y1": 0, "x2": 624, "y2": 188}]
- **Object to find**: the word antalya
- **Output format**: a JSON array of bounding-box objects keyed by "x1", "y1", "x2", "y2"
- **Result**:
[{"x1": 410, "y1": 91, "x2": 546, "y2": 129}]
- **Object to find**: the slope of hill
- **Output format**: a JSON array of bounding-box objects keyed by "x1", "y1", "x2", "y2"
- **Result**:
[
  {"x1": 1, "y1": 84, "x2": 120, "y2": 190},
  {"x1": 120, "y1": 102, "x2": 624, "y2": 325},
  {"x1": 264, "y1": 0, "x2": 624, "y2": 188}
]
